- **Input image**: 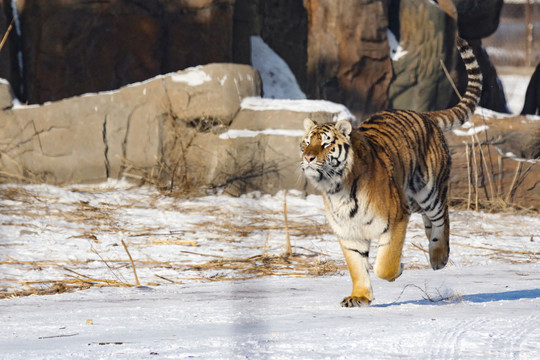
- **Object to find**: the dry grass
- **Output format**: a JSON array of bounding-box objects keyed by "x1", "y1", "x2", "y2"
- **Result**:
[
  {"x1": 449, "y1": 119, "x2": 539, "y2": 215},
  {"x1": 0, "y1": 252, "x2": 341, "y2": 299},
  {"x1": 0, "y1": 185, "x2": 340, "y2": 298}
]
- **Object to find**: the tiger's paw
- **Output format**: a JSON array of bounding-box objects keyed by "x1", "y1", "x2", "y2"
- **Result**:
[
  {"x1": 341, "y1": 296, "x2": 372, "y2": 308},
  {"x1": 429, "y1": 245, "x2": 449, "y2": 270}
]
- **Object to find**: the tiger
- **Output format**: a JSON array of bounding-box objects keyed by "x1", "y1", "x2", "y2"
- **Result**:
[{"x1": 300, "y1": 36, "x2": 482, "y2": 307}]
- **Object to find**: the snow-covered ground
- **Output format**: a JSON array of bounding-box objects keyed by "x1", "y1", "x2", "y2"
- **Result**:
[{"x1": 1, "y1": 182, "x2": 539, "y2": 359}]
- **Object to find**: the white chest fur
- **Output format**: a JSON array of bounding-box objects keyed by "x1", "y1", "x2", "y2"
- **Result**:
[{"x1": 324, "y1": 190, "x2": 387, "y2": 244}]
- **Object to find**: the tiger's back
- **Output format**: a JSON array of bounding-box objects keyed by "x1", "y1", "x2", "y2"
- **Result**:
[{"x1": 300, "y1": 37, "x2": 482, "y2": 307}]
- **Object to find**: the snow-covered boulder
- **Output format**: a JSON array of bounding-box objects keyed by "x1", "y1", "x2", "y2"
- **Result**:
[
  {"x1": 0, "y1": 64, "x2": 261, "y2": 184},
  {"x1": 169, "y1": 97, "x2": 354, "y2": 195}
]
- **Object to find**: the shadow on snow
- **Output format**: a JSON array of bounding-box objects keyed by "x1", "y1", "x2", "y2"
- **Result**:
[{"x1": 373, "y1": 288, "x2": 540, "y2": 307}]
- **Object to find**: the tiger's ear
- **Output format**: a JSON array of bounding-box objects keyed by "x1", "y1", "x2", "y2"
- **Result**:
[
  {"x1": 335, "y1": 120, "x2": 352, "y2": 137},
  {"x1": 303, "y1": 118, "x2": 316, "y2": 130}
]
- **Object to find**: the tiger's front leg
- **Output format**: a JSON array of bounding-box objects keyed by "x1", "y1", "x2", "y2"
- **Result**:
[
  {"x1": 374, "y1": 216, "x2": 409, "y2": 282},
  {"x1": 339, "y1": 239, "x2": 373, "y2": 307}
]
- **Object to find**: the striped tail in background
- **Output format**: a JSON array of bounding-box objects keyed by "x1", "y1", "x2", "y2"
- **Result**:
[{"x1": 431, "y1": 37, "x2": 483, "y2": 131}]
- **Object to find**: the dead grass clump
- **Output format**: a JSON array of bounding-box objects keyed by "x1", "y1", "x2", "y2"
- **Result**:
[
  {"x1": 451, "y1": 133, "x2": 539, "y2": 215},
  {"x1": 0, "y1": 281, "x2": 88, "y2": 299},
  {"x1": 181, "y1": 253, "x2": 340, "y2": 281},
  {"x1": 393, "y1": 282, "x2": 463, "y2": 304}
]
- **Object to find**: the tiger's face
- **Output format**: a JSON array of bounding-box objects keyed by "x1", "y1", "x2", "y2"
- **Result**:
[{"x1": 300, "y1": 118, "x2": 352, "y2": 191}]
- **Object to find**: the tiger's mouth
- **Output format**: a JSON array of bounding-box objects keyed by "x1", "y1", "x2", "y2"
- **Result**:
[{"x1": 302, "y1": 160, "x2": 327, "y2": 182}]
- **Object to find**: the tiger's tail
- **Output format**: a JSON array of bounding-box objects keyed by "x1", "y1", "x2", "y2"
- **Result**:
[{"x1": 430, "y1": 37, "x2": 483, "y2": 131}]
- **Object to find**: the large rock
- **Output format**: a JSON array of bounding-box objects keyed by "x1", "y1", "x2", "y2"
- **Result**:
[
  {"x1": 522, "y1": 62, "x2": 540, "y2": 116},
  {"x1": 388, "y1": 0, "x2": 457, "y2": 111},
  {"x1": 0, "y1": 64, "x2": 261, "y2": 184},
  {"x1": 0, "y1": 5, "x2": 13, "y2": 86},
  {"x1": 453, "y1": 0, "x2": 504, "y2": 40},
  {"x1": 11, "y1": 0, "x2": 236, "y2": 104},
  {"x1": 305, "y1": 0, "x2": 392, "y2": 119},
  {"x1": 450, "y1": 40, "x2": 510, "y2": 113},
  {"x1": 0, "y1": 79, "x2": 13, "y2": 109},
  {"x1": 163, "y1": 97, "x2": 355, "y2": 195},
  {"x1": 447, "y1": 112, "x2": 540, "y2": 211}
]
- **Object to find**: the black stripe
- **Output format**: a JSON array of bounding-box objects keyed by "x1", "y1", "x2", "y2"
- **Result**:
[
  {"x1": 462, "y1": 55, "x2": 476, "y2": 65},
  {"x1": 419, "y1": 185, "x2": 435, "y2": 205},
  {"x1": 467, "y1": 67, "x2": 482, "y2": 76},
  {"x1": 347, "y1": 248, "x2": 369, "y2": 258},
  {"x1": 349, "y1": 176, "x2": 360, "y2": 218},
  {"x1": 429, "y1": 211, "x2": 446, "y2": 224}
]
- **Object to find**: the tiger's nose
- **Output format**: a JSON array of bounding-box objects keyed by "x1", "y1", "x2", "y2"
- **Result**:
[{"x1": 304, "y1": 154, "x2": 315, "y2": 163}]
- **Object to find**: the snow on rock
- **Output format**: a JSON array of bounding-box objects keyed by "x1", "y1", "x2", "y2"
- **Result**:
[
  {"x1": 453, "y1": 124, "x2": 490, "y2": 137},
  {"x1": 240, "y1": 97, "x2": 355, "y2": 122},
  {"x1": 387, "y1": 29, "x2": 408, "y2": 61},
  {"x1": 218, "y1": 128, "x2": 305, "y2": 140},
  {"x1": 171, "y1": 66, "x2": 212, "y2": 86}
]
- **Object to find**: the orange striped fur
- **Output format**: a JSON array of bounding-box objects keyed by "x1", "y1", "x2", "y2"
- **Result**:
[{"x1": 300, "y1": 37, "x2": 482, "y2": 307}]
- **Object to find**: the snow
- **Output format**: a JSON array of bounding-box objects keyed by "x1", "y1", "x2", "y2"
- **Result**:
[
  {"x1": 218, "y1": 129, "x2": 305, "y2": 140},
  {"x1": 387, "y1": 29, "x2": 408, "y2": 61},
  {"x1": 250, "y1": 36, "x2": 306, "y2": 100},
  {"x1": 1, "y1": 181, "x2": 539, "y2": 358},
  {"x1": 171, "y1": 66, "x2": 212, "y2": 87},
  {"x1": 452, "y1": 124, "x2": 490, "y2": 137},
  {"x1": 498, "y1": 73, "x2": 532, "y2": 115},
  {"x1": 240, "y1": 97, "x2": 355, "y2": 122}
]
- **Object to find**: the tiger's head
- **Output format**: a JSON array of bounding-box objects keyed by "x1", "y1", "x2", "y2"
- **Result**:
[{"x1": 300, "y1": 118, "x2": 353, "y2": 192}]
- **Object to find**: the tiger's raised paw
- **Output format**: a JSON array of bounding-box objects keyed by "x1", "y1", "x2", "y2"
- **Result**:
[{"x1": 341, "y1": 296, "x2": 372, "y2": 307}]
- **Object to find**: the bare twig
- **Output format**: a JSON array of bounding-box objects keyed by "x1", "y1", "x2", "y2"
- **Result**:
[
  {"x1": 465, "y1": 142, "x2": 472, "y2": 210},
  {"x1": 471, "y1": 136, "x2": 479, "y2": 210},
  {"x1": 262, "y1": 231, "x2": 269, "y2": 257},
  {"x1": 440, "y1": 59, "x2": 462, "y2": 100},
  {"x1": 474, "y1": 133, "x2": 496, "y2": 202},
  {"x1": 0, "y1": 18, "x2": 14, "y2": 53},
  {"x1": 506, "y1": 161, "x2": 523, "y2": 203},
  {"x1": 283, "y1": 190, "x2": 292, "y2": 257},
  {"x1": 121, "y1": 240, "x2": 140, "y2": 286}
]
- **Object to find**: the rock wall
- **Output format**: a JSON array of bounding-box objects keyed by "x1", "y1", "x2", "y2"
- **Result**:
[
  {"x1": 2, "y1": 0, "x2": 236, "y2": 104},
  {"x1": 0, "y1": 64, "x2": 262, "y2": 185},
  {"x1": 2, "y1": 1, "x2": 536, "y2": 210},
  {"x1": 305, "y1": 0, "x2": 392, "y2": 118},
  {"x1": 0, "y1": 0, "x2": 392, "y2": 119},
  {"x1": 388, "y1": 0, "x2": 456, "y2": 111},
  {"x1": 1, "y1": 0, "x2": 511, "y2": 116}
]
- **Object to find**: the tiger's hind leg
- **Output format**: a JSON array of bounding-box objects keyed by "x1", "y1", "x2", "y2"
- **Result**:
[
  {"x1": 339, "y1": 240, "x2": 373, "y2": 307},
  {"x1": 419, "y1": 192, "x2": 450, "y2": 270},
  {"x1": 413, "y1": 161, "x2": 450, "y2": 270},
  {"x1": 421, "y1": 213, "x2": 432, "y2": 240},
  {"x1": 426, "y1": 207, "x2": 450, "y2": 270},
  {"x1": 374, "y1": 216, "x2": 409, "y2": 282}
]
